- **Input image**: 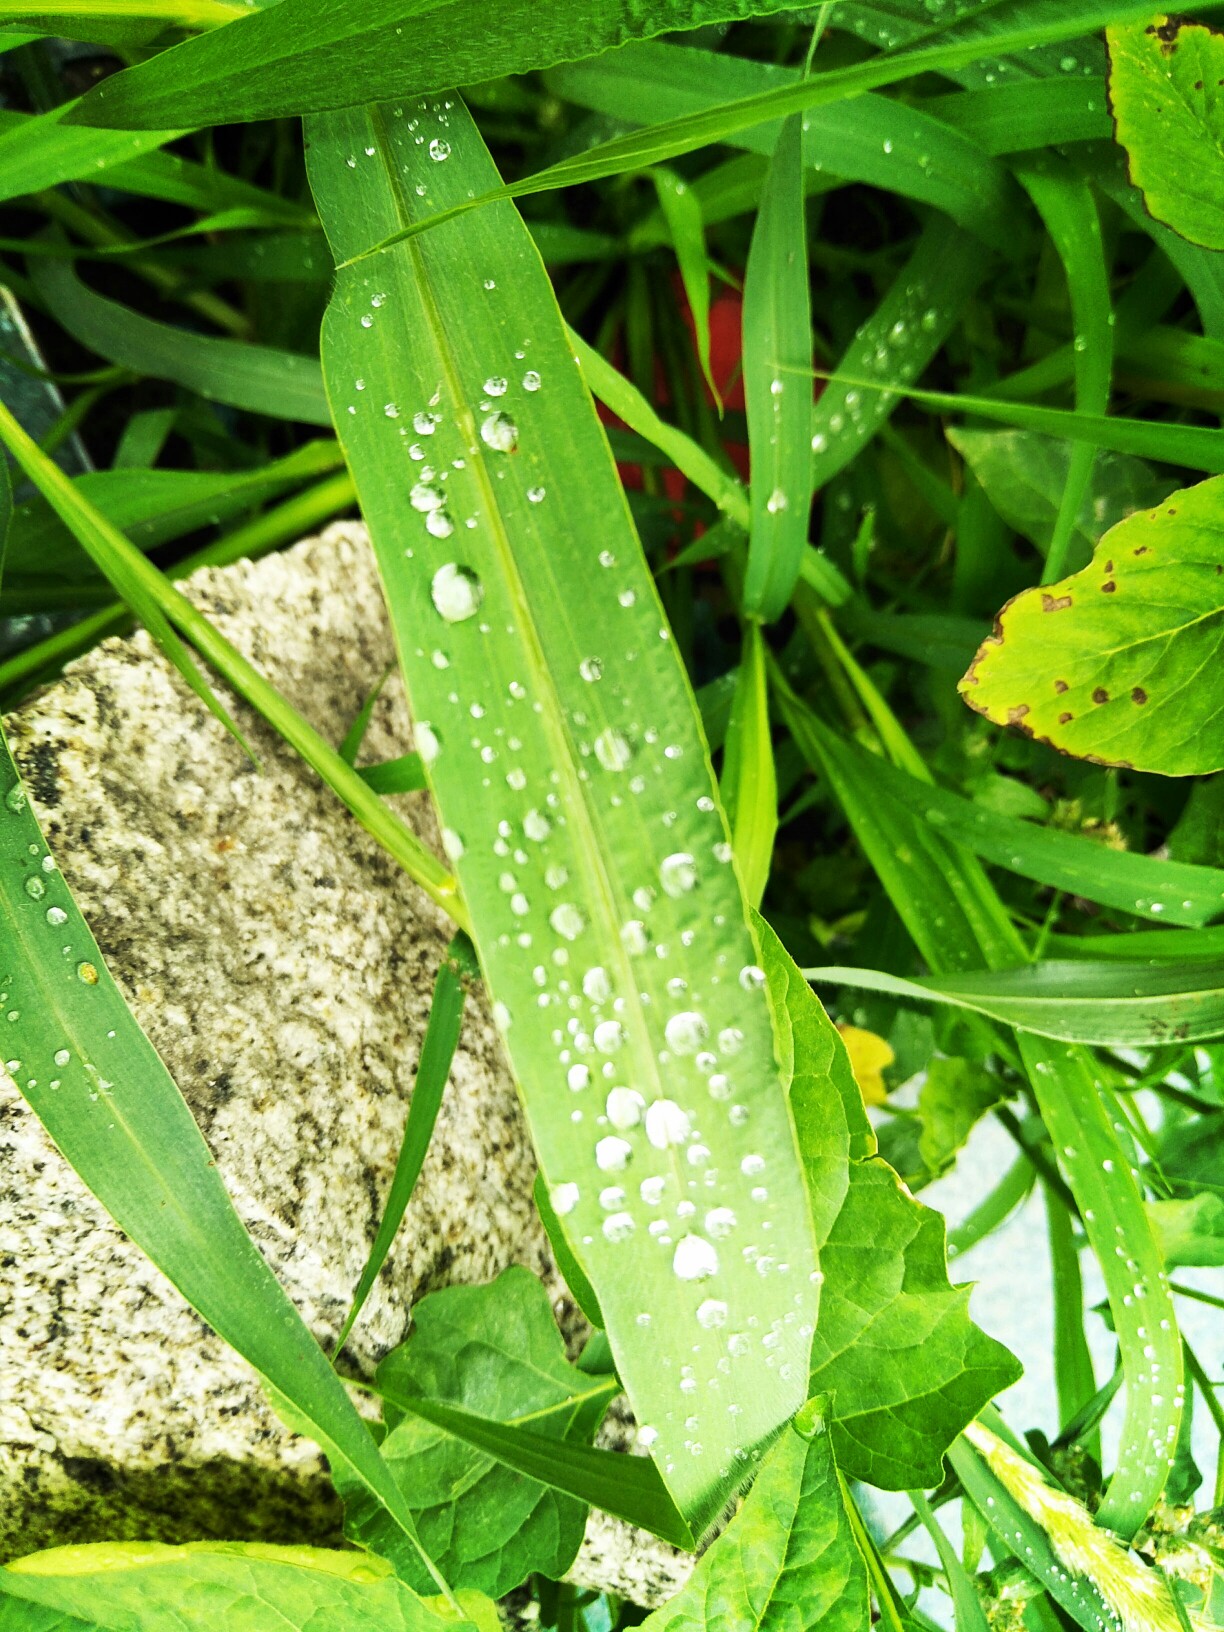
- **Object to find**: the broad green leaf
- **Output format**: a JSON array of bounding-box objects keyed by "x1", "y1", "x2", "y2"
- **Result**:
[
  {"x1": 1108, "y1": 16, "x2": 1224, "y2": 252},
  {"x1": 339, "y1": 1269, "x2": 618, "y2": 1597},
  {"x1": 0, "y1": 723, "x2": 450, "y2": 1591},
  {"x1": 307, "y1": 98, "x2": 819, "y2": 1533},
  {"x1": 720, "y1": 624, "x2": 776, "y2": 909},
  {"x1": 820, "y1": 732, "x2": 1224, "y2": 928},
  {"x1": 760, "y1": 920, "x2": 1020, "y2": 1488},
  {"x1": 960, "y1": 473, "x2": 1224, "y2": 776},
  {"x1": 914, "y1": 1057, "x2": 1002, "y2": 1185},
  {"x1": 36, "y1": 252, "x2": 330, "y2": 426},
  {"x1": 809, "y1": 217, "x2": 991, "y2": 493},
  {"x1": 334, "y1": 935, "x2": 475, "y2": 1355},
  {"x1": 1148, "y1": 1195, "x2": 1224, "y2": 1267},
  {"x1": 0, "y1": 1544, "x2": 471, "y2": 1631},
  {"x1": 806, "y1": 960, "x2": 1224, "y2": 1047},
  {"x1": 0, "y1": 102, "x2": 181, "y2": 203},
  {"x1": 742, "y1": 111, "x2": 811, "y2": 622},
  {"x1": 547, "y1": 40, "x2": 1019, "y2": 246},
  {"x1": 947, "y1": 428, "x2": 1171, "y2": 565},
  {"x1": 640, "y1": 1396, "x2": 870, "y2": 1632},
  {"x1": 68, "y1": 0, "x2": 814, "y2": 129}
]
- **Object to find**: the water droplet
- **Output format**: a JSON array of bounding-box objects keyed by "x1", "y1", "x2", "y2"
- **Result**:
[
  {"x1": 646, "y1": 1098, "x2": 691, "y2": 1148},
  {"x1": 719, "y1": 1027, "x2": 744, "y2": 1054},
  {"x1": 53, "y1": 1048, "x2": 70, "y2": 1067},
  {"x1": 621, "y1": 920, "x2": 649, "y2": 955},
  {"x1": 583, "y1": 966, "x2": 611, "y2": 1003},
  {"x1": 697, "y1": 1297, "x2": 728, "y2": 1329},
  {"x1": 603, "y1": 1211, "x2": 635, "y2": 1242},
  {"x1": 550, "y1": 903, "x2": 585, "y2": 940},
  {"x1": 441, "y1": 828, "x2": 465, "y2": 859},
  {"x1": 77, "y1": 962, "x2": 99, "y2": 985},
  {"x1": 708, "y1": 1073, "x2": 731, "y2": 1100},
  {"x1": 429, "y1": 138, "x2": 450, "y2": 161},
  {"x1": 593, "y1": 1019, "x2": 624, "y2": 1053},
  {"x1": 640, "y1": 1175, "x2": 666, "y2": 1205},
  {"x1": 673, "y1": 1234, "x2": 718, "y2": 1280},
  {"x1": 706, "y1": 1207, "x2": 736, "y2": 1238},
  {"x1": 660, "y1": 853, "x2": 698, "y2": 897},
  {"x1": 766, "y1": 488, "x2": 788, "y2": 514},
  {"x1": 483, "y1": 376, "x2": 508, "y2": 396},
  {"x1": 579, "y1": 657, "x2": 603, "y2": 683},
  {"x1": 527, "y1": 485, "x2": 546, "y2": 503},
  {"x1": 567, "y1": 1064, "x2": 591, "y2": 1092},
  {"x1": 24, "y1": 877, "x2": 45, "y2": 900},
  {"x1": 741, "y1": 1154, "x2": 765, "y2": 1176},
  {"x1": 431, "y1": 563, "x2": 484, "y2": 622},
  {"x1": 5, "y1": 784, "x2": 27, "y2": 813},
  {"x1": 425, "y1": 510, "x2": 454, "y2": 539},
  {"x1": 45, "y1": 906, "x2": 67, "y2": 927},
  {"x1": 594, "y1": 729, "x2": 632, "y2": 771},
  {"x1": 480, "y1": 411, "x2": 518, "y2": 452},
  {"x1": 738, "y1": 965, "x2": 766, "y2": 992},
  {"x1": 523, "y1": 809, "x2": 550, "y2": 842},
  {"x1": 522, "y1": 370, "x2": 541, "y2": 391},
  {"x1": 595, "y1": 1136, "x2": 632, "y2": 1172},
  {"x1": 552, "y1": 1182, "x2": 579, "y2": 1215},
  {"x1": 664, "y1": 1011, "x2": 708, "y2": 1054},
  {"x1": 606, "y1": 1086, "x2": 644, "y2": 1129},
  {"x1": 416, "y1": 722, "x2": 441, "y2": 763}
]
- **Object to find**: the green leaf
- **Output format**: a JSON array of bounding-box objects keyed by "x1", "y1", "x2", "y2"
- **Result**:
[
  {"x1": 721, "y1": 624, "x2": 776, "y2": 909},
  {"x1": 36, "y1": 251, "x2": 330, "y2": 426},
  {"x1": 308, "y1": 97, "x2": 819, "y2": 1534},
  {"x1": 649, "y1": 166, "x2": 717, "y2": 407},
  {"x1": 639, "y1": 1397, "x2": 870, "y2": 1632},
  {"x1": 0, "y1": 1544, "x2": 472, "y2": 1631},
  {"x1": 340, "y1": 1268, "x2": 618, "y2": 1597},
  {"x1": 806, "y1": 960, "x2": 1224, "y2": 1047},
  {"x1": 67, "y1": 0, "x2": 813, "y2": 130},
  {"x1": 0, "y1": 721, "x2": 451, "y2": 1592},
  {"x1": 742, "y1": 111, "x2": 811, "y2": 622},
  {"x1": 759, "y1": 919, "x2": 1020, "y2": 1489},
  {"x1": 960, "y1": 472, "x2": 1224, "y2": 776},
  {"x1": 334, "y1": 935, "x2": 474, "y2": 1355},
  {"x1": 1148, "y1": 1194, "x2": 1224, "y2": 1267},
  {"x1": 947, "y1": 428, "x2": 1171, "y2": 566},
  {"x1": 914, "y1": 1057, "x2": 1002, "y2": 1185},
  {"x1": 817, "y1": 732, "x2": 1224, "y2": 928},
  {"x1": 1107, "y1": 15, "x2": 1224, "y2": 252},
  {"x1": 0, "y1": 102, "x2": 182, "y2": 203},
  {"x1": 547, "y1": 39, "x2": 1020, "y2": 247}
]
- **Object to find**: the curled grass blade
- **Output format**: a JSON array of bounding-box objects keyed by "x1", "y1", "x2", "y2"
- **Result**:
[{"x1": 308, "y1": 95, "x2": 820, "y2": 1533}]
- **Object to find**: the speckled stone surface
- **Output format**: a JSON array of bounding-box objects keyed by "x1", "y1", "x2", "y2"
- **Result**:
[{"x1": 0, "y1": 522, "x2": 692, "y2": 1604}]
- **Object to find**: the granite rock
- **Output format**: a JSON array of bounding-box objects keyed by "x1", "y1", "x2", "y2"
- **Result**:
[{"x1": 0, "y1": 522, "x2": 692, "y2": 1605}]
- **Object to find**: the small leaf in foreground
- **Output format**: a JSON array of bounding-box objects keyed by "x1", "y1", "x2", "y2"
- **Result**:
[
  {"x1": 960, "y1": 473, "x2": 1224, "y2": 775},
  {"x1": 640, "y1": 1396, "x2": 870, "y2": 1632},
  {"x1": 1108, "y1": 16, "x2": 1224, "y2": 252},
  {"x1": 340, "y1": 1268, "x2": 614, "y2": 1599},
  {"x1": 0, "y1": 1543, "x2": 475, "y2": 1632}
]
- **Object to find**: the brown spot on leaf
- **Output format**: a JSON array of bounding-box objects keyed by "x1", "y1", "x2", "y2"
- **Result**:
[
  {"x1": 1058, "y1": 712, "x2": 1074, "y2": 724},
  {"x1": 1102, "y1": 580, "x2": 1117, "y2": 593},
  {"x1": 1054, "y1": 679, "x2": 1069, "y2": 694},
  {"x1": 1105, "y1": 561, "x2": 1114, "y2": 573},
  {"x1": 1132, "y1": 687, "x2": 1148, "y2": 705},
  {"x1": 1092, "y1": 687, "x2": 1109, "y2": 704},
  {"x1": 1134, "y1": 545, "x2": 1151, "y2": 555},
  {"x1": 1007, "y1": 705, "x2": 1031, "y2": 726},
  {"x1": 1041, "y1": 593, "x2": 1073, "y2": 612},
  {"x1": 1168, "y1": 506, "x2": 1178, "y2": 515}
]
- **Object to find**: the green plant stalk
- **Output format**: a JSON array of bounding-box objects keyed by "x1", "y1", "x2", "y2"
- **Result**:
[
  {"x1": 0, "y1": 402, "x2": 465, "y2": 927},
  {"x1": 0, "y1": 468, "x2": 356, "y2": 698}
]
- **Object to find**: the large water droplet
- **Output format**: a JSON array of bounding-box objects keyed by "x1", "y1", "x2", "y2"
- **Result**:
[
  {"x1": 606, "y1": 1086, "x2": 644, "y2": 1129},
  {"x1": 431, "y1": 563, "x2": 483, "y2": 622},
  {"x1": 416, "y1": 722, "x2": 441, "y2": 763},
  {"x1": 664, "y1": 1011, "x2": 708, "y2": 1054},
  {"x1": 552, "y1": 1182, "x2": 579, "y2": 1216},
  {"x1": 697, "y1": 1297, "x2": 728, "y2": 1329},
  {"x1": 593, "y1": 1019, "x2": 624, "y2": 1053},
  {"x1": 646, "y1": 1098, "x2": 691, "y2": 1148},
  {"x1": 673, "y1": 1235, "x2": 718, "y2": 1280},
  {"x1": 583, "y1": 966, "x2": 611, "y2": 1003},
  {"x1": 660, "y1": 853, "x2": 698, "y2": 897},
  {"x1": 550, "y1": 903, "x2": 585, "y2": 941},
  {"x1": 595, "y1": 1135, "x2": 632, "y2": 1172},
  {"x1": 594, "y1": 729, "x2": 632, "y2": 771},
  {"x1": 429, "y1": 138, "x2": 450, "y2": 161},
  {"x1": 705, "y1": 1206, "x2": 736, "y2": 1238},
  {"x1": 603, "y1": 1211, "x2": 635, "y2": 1243},
  {"x1": 480, "y1": 411, "x2": 518, "y2": 452}
]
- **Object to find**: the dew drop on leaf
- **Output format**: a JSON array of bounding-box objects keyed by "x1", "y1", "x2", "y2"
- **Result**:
[
  {"x1": 430, "y1": 563, "x2": 483, "y2": 622},
  {"x1": 673, "y1": 1234, "x2": 718, "y2": 1280}
]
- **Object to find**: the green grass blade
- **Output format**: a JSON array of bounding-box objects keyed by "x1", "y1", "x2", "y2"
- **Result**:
[
  {"x1": 910, "y1": 1491, "x2": 991, "y2": 1632},
  {"x1": 825, "y1": 738, "x2": 1224, "y2": 928},
  {"x1": 650, "y1": 166, "x2": 717, "y2": 408},
  {"x1": 548, "y1": 40, "x2": 1018, "y2": 246},
  {"x1": 36, "y1": 250, "x2": 330, "y2": 426},
  {"x1": 720, "y1": 624, "x2": 776, "y2": 909},
  {"x1": 357, "y1": 754, "x2": 428, "y2": 795},
  {"x1": 334, "y1": 935, "x2": 475, "y2": 1355},
  {"x1": 0, "y1": 724, "x2": 452, "y2": 1596},
  {"x1": 805, "y1": 960, "x2": 1224, "y2": 1047},
  {"x1": 809, "y1": 216, "x2": 991, "y2": 492},
  {"x1": 308, "y1": 96, "x2": 820, "y2": 1533},
  {"x1": 924, "y1": 77, "x2": 1109, "y2": 153},
  {"x1": 331, "y1": 0, "x2": 1159, "y2": 264},
  {"x1": 569, "y1": 327, "x2": 750, "y2": 528},
  {"x1": 742, "y1": 112, "x2": 810, "y2": 621},
  {"x1": 0, "y1": 101, "x2": 183, "y2": 202},
  {"x1": 69, "y1": 0, "x2": 814, "y2": 129},
  {"x1": 1011, "y1": 156, "x2": 1111, "y2": 585},
  {"x1": 1046, "y1": 1189, "x2": 1097, "y2": 1442},
  {"x1": 374, "y1": 1394, "x2": 694, "y2": 1549}
]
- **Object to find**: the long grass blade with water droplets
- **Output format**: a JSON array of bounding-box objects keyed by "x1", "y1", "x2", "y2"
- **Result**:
[{"x1": 307, "y1": 96, "x2": 820, "y2": 1534}]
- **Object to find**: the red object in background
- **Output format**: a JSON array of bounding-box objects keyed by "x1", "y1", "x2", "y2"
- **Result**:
[{"x1": 597, "y1": 282, "x2": 749, "y2": 508}]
